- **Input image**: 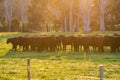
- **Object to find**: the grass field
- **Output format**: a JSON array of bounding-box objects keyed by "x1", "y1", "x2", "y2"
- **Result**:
[{"x1": 0, "y1": 31, "x2": 120, "y2": 80}]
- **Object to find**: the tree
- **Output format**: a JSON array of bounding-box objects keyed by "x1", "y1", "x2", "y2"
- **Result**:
[
  {"x1": 4, "y1": 0, "x2": 15, "y2": 32},
  {"x1": 79, "y1": 0, "x2": 91, "y2": 32},
  {"x1": 27, "y1": 0, "x2": 48, "y2": 31},
  {"x1": 105, "y1": 0, "x2": 120, "y2": 30},
  {"x1": 50, "y1": 0, "x2": 69, "y2": 32},
  {"x1": 91, "y1": 0, "x2": 108, "y2": 31},
  {"x1": 100, "y1": 0, "x2": 107, "y2": 31},
  {"x1": 69, "y1": 0, "x2": 73, "y2": 32},
  {"x1": 21, "y1": 0, "x2": 25, "y2": 32},
  {"x1": 0, "y1": 16, "x2": 7, "y2": 32},
  {"x1": 11, "y1": 17, "x2": 20, "y2": 32},
  {"x1": 60, "y1": 0, "x2": 69, "y2": 32},
  {"x1": 0, "y1": 0, "x2": 4, "y2": 16},
  {"x1": 90, "y1": 0, "x2": 100, "y2": 31}
]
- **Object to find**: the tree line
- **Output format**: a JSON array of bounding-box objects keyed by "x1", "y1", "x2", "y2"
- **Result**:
[{"x1": 0, "y1": 0, "x2": 120, "y2": 32}]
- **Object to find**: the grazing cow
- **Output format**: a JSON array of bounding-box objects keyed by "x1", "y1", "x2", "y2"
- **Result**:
[
  {"x1": 95, "y1": 36, "x2": 105, "y2": 52},
  {"x1": 37, "y1": 36, "x2": 45, "y2": 52},
  {"x1": 29, "y1": 36, "x2": 38, "y2": 51},
  {"x1": 82, "y1": 36, "x2": 91, "y2": 53},
  {"x1": 72, "y1": 36, "x2": 81, "y2": 52},
  {"x1": 48, "y1": 35, "x2": 57, "y2": 52},
  {"x1": 7, "y1": 37, "x2": 19, "y2": 51},
  {"x1": 88, "y1": 35, "x2": 97, "y2": 52},
  {"x1": 109, "y1": 35, "x2": 120, "y2": 53},
  {"x1": 113, "y1": 34, "x2": 120, "y2": 52},
  {"x1": 6, "y1": 34, "x2": 120, "y2": 53},
  {"x1": 56, "y1": 35, "x2": 63, "y2": 50},
  {"x1": 19, "y1": 36, "x2": 31, "y2": 51},
  {"x1": 61, "y1": 35, "x2": 74, "y2": 51},
  {"x1": 77, "y1": 35, "x2": 84, "y2": 52}
]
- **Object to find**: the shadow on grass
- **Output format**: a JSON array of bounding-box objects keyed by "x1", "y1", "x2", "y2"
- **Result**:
[
  {"x1": 1, "y1": 50, "x2": 120, "y2": 63},
  {"x1": 0, "y1": 50, "x2": 87, "y2": 60}
]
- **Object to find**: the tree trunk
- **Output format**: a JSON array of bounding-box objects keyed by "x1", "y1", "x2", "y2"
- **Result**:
[
  {"x1": 100, "y1": 0, "x2": 106, "y2": 31},
  {"x1": 69, "y1": 0, "x2": 73, "y2": 32},
  {"x1": 63, "y1": 16, "x2": 67, "y2": 32},
  {"x1": 22, "y1": 23, "x2": 25, "y2": 32},
  {"x1": 100, "y1": 14, "x2": 105, "y2": 31},
  {"x1": 77, "y1": 12, "x2": 80, "y2": 31},
  {"x1": 79, "y1": 0, "x2": 91, "y2": 32},
  {"x1": 4, "y1": 0, "x2": 14, "y2": 32},
  {"x1": 86, "y1": 0, "x2": 91, "y2": 32},
  {"x1": 8, "y1": 20, "x2": 11, "y2": 32},
  {"x1": 21, "y1": 0, "x2": 25, "y2": 32}
]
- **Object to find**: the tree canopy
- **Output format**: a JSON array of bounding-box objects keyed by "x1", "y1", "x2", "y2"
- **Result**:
[{"x1": 0, "y1": 0, "x2": 119, "y2": 32}]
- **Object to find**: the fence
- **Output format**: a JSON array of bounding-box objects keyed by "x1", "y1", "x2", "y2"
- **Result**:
[
  {"x1": 28, "y1": 59, "x2": 104, "y2": 80},
  {"x1": 0, "y1": 58, "x2": 104, "y2": 80}
]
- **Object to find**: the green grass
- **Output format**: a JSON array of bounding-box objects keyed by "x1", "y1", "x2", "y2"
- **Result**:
[{"x1": 0, "y1": 31, "x2": 120, "y2": 80}]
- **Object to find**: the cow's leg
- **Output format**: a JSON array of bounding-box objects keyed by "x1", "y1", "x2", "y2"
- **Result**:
[
  {"x1": 76, "y1": 45, "x2": 79, "y2": 52},
  {"x1": 26, "y1": 45, "x2": 29, "y2": 51},
  {"x1": 84, "y1": 46, "x2": 87, "y2": 53},
  {"x1": 101, "y1": 46, "x2": 104, "y2": 53},
  {"x1": 63, "y1": 45, "x2": 66, "y2": 51},
  {"x1": 23, "y1": 45, "x2": 26, "y2": 51},
  {"x1": 71, "y1": 45, "x2": 73, "y2": 51},
  {"x1": 117, "y1": 46, "x2": 119, "y2": 52},
  {"x1": 74, "y1": 45, "x2": 76, "y2": 52},
  {"x1": 118, "y1": 46, "x2": 120, "y2": 52},
  {"x1": 110, "y1": 46, "x2": 114, "y2": 53},
  {"x1": 14, "y1": 45, "x2": 17, "y2": 51},
  {"x1": 12, "y1": 44, "x2": 17, "y2": 51}
]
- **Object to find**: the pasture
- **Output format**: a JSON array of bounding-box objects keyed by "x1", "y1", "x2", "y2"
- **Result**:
[{"x1": 0, "y1": 32, "x2": 120, "y2": 80}]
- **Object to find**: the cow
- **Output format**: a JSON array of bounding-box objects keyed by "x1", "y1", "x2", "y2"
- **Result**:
[
  {"x1": 55, "y1": 35, "x2": 63, "y2": 50},
  {"x1": 6, "y1": 37, "x2": 19, "y2": 51},
  {"x1": 61, "y1": 35, "x2": 74, "y2": 51},
  {"x1": 72, "y1": 36, "x2": 80, "y2": 52}
]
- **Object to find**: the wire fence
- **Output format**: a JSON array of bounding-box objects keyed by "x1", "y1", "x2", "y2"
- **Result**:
[{"x1": 0, "y1": 58, "x2": 111, "y2": 80}]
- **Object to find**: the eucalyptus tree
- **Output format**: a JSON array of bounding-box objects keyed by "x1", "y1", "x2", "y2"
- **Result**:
[
  {"x1": 91, "y1": 0, "x2": 119, "y2": 31},
  {"x1": 105, "y1": 0, "x2": 120, "y2": 26},
  {"x1": 0, "y1": 0, "x2": 4, "y2": 16},
  {"x1": 11, "y1": 17, "x2": 20, "y2": 32},
  {"x1": 61, "y1": 0, "x2": 70, "y2": 32},
  {"x1": 45, "y1": 0, "x2": 62, "y2": 32},
  {"x1": 4, "y1": 0, "x2": 15, "y2": 32},
  {"x1": 72, "y1": 0, "x2": 81, "y2": 32},
  {"x1": 79, "y1": 0, "x2": 91, "y2": 32},
  {"x1": 0, "y1": 0, "x2": 6, "y2": 31},
  {"x1": 21, "y1": 0, "x2": 25, "y2": 32},
  {"x1": 50, "y1": 0, "x2": 70, "y2": 32},
  {"x1": 100, "y1": 0, "x2": 107, "y2": 31},
  {"x1": 28, "y1": 0, "x2": 48, "y2": 31},
  {"x1": 51, "y1": 0, "x2": 81, "y2": 32},
  {"x1": 13, "y1": 0, "x2": 30, "y2": 32},
  {"x1": 69, "y1": 0, "x2": 73, "y2": 32},
  {"x1": 55, "y1": 0, "x2": 80, "y2": 32},
  {"x1": 91, "y1": 0, "x2": 108, "y2": 31}
]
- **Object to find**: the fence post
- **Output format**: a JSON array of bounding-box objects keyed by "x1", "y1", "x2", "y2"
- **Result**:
[
  {"x1": 27, "y1": 58, "x2": 30, "y2": 80},
  {"x1": 100, "y1": 65, "x2": 104, "y2": 80}
]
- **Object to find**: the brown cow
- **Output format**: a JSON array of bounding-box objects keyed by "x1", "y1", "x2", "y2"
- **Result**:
[
  {"x1": 7, "y1": 37, "x2": 19, "y2": 51},
  {"x1": 61, "y1": 35, "x2": 74, "y2": 51}
]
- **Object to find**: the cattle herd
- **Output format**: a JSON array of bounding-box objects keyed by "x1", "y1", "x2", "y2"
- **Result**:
[{"x1": 7, "y1": 34, "x2": 120, "y2": 53}]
